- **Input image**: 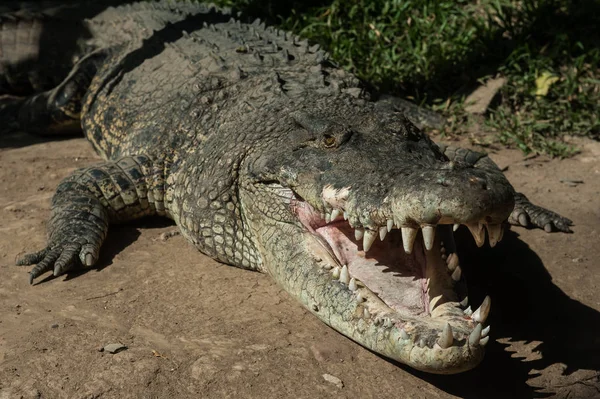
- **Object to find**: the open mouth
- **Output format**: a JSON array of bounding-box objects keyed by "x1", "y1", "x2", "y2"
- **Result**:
[{"x1": 286, "y1": 186, "x2": 498, "y2": 372}]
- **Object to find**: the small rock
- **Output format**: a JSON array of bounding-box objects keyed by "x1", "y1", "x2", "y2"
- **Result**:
[
  {"x1": 322, "y1": 373, "x2": 344, "y2": 388},
  {"x1": 50, "y1": 324, "x2": 59, "y2": 329},
  {"x1": 101, "y1": 343, "x2": 127, "y2": 354}
]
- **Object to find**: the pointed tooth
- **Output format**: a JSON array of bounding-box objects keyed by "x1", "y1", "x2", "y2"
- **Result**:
[
  {"x1": 472, "y1": 295, "x2": 491, "y2": 324},
  {"x1": 400, "y1": 329, "x2": 409, "y2": 340},
  {"x1": 480, "y1": 336, "x2": 490, "y2": 346},
  {"x1": 339, "y1": 265, "x2": 350, "y2": 284},
  {"x1": 422, "y1": 225, "x2": 435, "y2": 251},
  {"x1": 354, "y1": 228, "x2": 364, "y2": 241},
  {"x1": 332, "y1": 266, "x2": 340, "y2": 279},
  {"x1": 429, "y1": 294, "x2": 443, "y2": 311},
  {"x1": 460, "y1": 296, "x2": 469, "y2": 307},
  {"x1": 469, "y1": 324, "x2": 483, "y2": 346},
  {"x1": 401, "y1": 227, "x2": 418, "y2": 254},
  {"x1": 447, "y1": 253, "x2": 459, "y2": 271},
  {"x1": 438, "y1": 323, "x2": 453, "y2": 349},
  {"x1": 467, "y1": 222, "x2": 486, "y2": 247},
  {"x1": 487, "y1": 224, "x2": 503, "y2": 247},
  {"x1": 343, "y1": 211, "x2": 349, "y2": 220},
  {"x1": 348, "y1": 277, "x2": 357, "y2": 291},
  {"x1": 384, "y1": 318, "x2": 392, "y2": 328},
  {"x1": 481, "y1": 325, "x2": 491, "y2": 338},
  {"x1": 325, "y1": 213, "x2": 331, "y2": 223},
  {"x1": 453, "y1": 223, "x2": 460, "y2": 232},
  {"x1": 419, "y1": 339, "x2": 426, "y2": 348},
  {"x1": 464, "y1": 306, "x2": 472, "y2": 316},
  {"x1": 363, "y1": 308, "x2": 370, "y2": 318},
  {"x1": 498, "y1": 224, "x2": 504, "y2": 241},
  {"x1": 330, "y1": 209, "x2": 340, "y2": 221},
  {"x1": 363, "y1": 230, "x2": 377, "y2": 252},
  {"x1": 451, "y1": 265, "x2": 462, "y2": 282},
  {"x1": 356, "y1": 293, "x2": 365, "y2": 303},
  {"x1": 387, "y1": 219, "x2": 394, "y2": 232},
  {"x1": 379, "y1": 226, "x2": 387, "y2": 241}
]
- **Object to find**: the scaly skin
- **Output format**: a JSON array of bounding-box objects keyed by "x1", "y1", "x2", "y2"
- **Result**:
[{"x1": 2, "y1": 1, "x2": 573, "y2": 374}]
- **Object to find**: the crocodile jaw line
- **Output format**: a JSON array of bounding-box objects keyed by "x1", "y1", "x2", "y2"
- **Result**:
[{"x1": 277, "y1": 198, "x2": 492, "y2": 374}]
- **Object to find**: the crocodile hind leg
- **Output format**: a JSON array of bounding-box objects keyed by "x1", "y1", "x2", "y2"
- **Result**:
[
  {"x1": 439, "y1": 144, "x2": 573, "y2": 233},
  {"x1": 17, "y1": 154, "x2": 170, "y2": 284},
  {"x1": 0, "y1": 49, "x2": 105, "y2": 135}
]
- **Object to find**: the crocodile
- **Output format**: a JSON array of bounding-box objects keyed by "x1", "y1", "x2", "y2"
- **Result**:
[{"x1": 0, "y1": 1, "x2": 573, "y2": 374}]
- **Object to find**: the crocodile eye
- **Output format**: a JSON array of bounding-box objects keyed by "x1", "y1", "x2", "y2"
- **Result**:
[{"x1": 323, "y1": 134, "x2": 336, "y2": 148}]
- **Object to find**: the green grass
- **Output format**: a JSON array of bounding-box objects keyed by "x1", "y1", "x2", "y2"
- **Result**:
[{"x1": 212, "y1": 0, "x2": 600, "y2": 157}]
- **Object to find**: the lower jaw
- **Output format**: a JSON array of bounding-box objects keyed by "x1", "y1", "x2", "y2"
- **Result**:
[{"x1": 264, "y1": 224, "x2": 489, "y2": 373}]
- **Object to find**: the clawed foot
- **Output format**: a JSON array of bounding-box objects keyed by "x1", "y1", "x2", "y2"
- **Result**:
[
  {"x1": 509, "y1": 192, "x2": 573, "y2": 233},
  {"x1": 16, "y1": 241, "x2": 99, "y2": 284}
]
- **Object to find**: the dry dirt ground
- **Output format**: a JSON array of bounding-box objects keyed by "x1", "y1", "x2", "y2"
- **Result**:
[{"x1": 0, "y1": 133, "x2": 599, "y2": 399}]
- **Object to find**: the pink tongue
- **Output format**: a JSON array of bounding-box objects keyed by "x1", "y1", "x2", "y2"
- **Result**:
[{"x1": 315, "y1": 223, "x2": 429, "y2": 315}]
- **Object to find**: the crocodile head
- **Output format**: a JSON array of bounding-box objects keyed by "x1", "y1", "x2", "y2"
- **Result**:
[{"x1": 240, "y1": 102, "x2": 514, "y2": 374}]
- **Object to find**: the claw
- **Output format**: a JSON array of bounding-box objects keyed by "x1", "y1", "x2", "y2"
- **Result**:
[{"x1": 518, "y1": 213, "x2": 528, "y2": 227}]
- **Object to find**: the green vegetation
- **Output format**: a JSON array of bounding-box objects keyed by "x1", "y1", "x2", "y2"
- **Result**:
[{"x1": 212, "y1": 0, "x2": 599, "y2": 157}]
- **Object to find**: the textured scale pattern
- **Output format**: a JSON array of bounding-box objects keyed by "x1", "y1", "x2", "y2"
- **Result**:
[{"x1": 1, "y1": 0, "x2": 573, "y2": 374}]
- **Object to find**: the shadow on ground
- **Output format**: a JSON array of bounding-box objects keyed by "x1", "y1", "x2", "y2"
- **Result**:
[{"x1": 406, "y1": 228, "x2": 600, "y2": 398}]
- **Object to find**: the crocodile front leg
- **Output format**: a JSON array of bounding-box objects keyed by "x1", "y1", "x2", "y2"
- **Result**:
[
  {"x1": 438, "y1": 144, "x2": 573, "y2": 233},
  {"x1": 17, "y1": 154, "x2": 170, "y2": 283}
]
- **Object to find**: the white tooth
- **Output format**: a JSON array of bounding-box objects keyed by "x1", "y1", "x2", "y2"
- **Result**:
[
  {"x1": 498, "y1": 224, "x2": 504, "y2": 242},
  {"x1": 349, "y1": 277, "x2": 357, "y2": 291},
  {"x1": 440, "y1": 246, "x2": 446, "y2": 254},
  {"x1": 472, "y1": 295, "x2": 491, "y2": 324},
  {"x1": 487, "y1": 224, "x2": 503, "y2": 247},
  {"x1": 464, "y1": 306, "x2": 472, "y2": 316},
  {"x1": 330, "y1": 209, "x2": 340, "y2": 221},
  {"x1": 354, "y1": 228, "x2": 364, "y2": 241},
  {"x1": 325, "y1": 213, "x2": 331, "y2": 223},
  {"x1": 384, "y1": 318, "x2": 392, "y2": 328},
  {"x1": 453, "y1": 223, "x2": 460, "y2": 232},
  {"x1": 387, "y1": 219, "x2": 394, "y2": 232},
  {"x1": 343, "y1": 211, "x2": 349, "y2": 220},
  {"x1": 438, "y1": 323, "x2": 453, "y2": 349},
  {"x1": 469, "y1": 323, "x2": 482, "y2": 346},
  {"x1": 339, "y1": 265, "x2": 350, "y2": 284},
  {"x1": 422, "y1": 225, "x2": 435, "y2": 251},
  {"x1": 480, "y1": 336, "x2": 490, "y2": 346},
  {"x1": 460, "y1": 296, "x2": 469, "y2": 307},
  {"x1": 323, "y1": 263, "x2": 332, "y2": 270},
  {"x1": 332, "y1": 266, "x2": 340, "y2": 279},
  {"x1": 379, "y1": 226, "x2": 387, "y2": 241},
  {"x1": 451, "y1": 265, "x2": 462, "y2": 281},
  {"x1": 356, "y1": 293, "x2": 364, "y2": 303},
  {"x1": 363, "y1": 308, "x2": 370, "y2": 318},
  {"x1": 446, "y1": 253, "x2": 459, "y2": 271},
  {"x1": 481, "y1": 325, "x2": 490, "y2": 338},
  {"x1": 401, "y1": 227, "x2": 418, "y2": 254},
  {"x1": 363, "y1": 230, "x2": 377, "y2": 252},
  {"x1": 467, "y1": 222, "x2": 486, "y2": 247},
  {"x1": 400, "y1": 329, "x2": 409, "y2": 340},
  {"x1": 419, "y1": 339, "x2": 426, "y2": 348},
  {"x1": 429, "y1": 294, "x2": 443, "y2": 310}
]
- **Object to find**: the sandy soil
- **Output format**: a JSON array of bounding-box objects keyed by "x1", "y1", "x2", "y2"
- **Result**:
[{"x1": 0, "y1": 133, "x2": 599, "y2": 399}]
